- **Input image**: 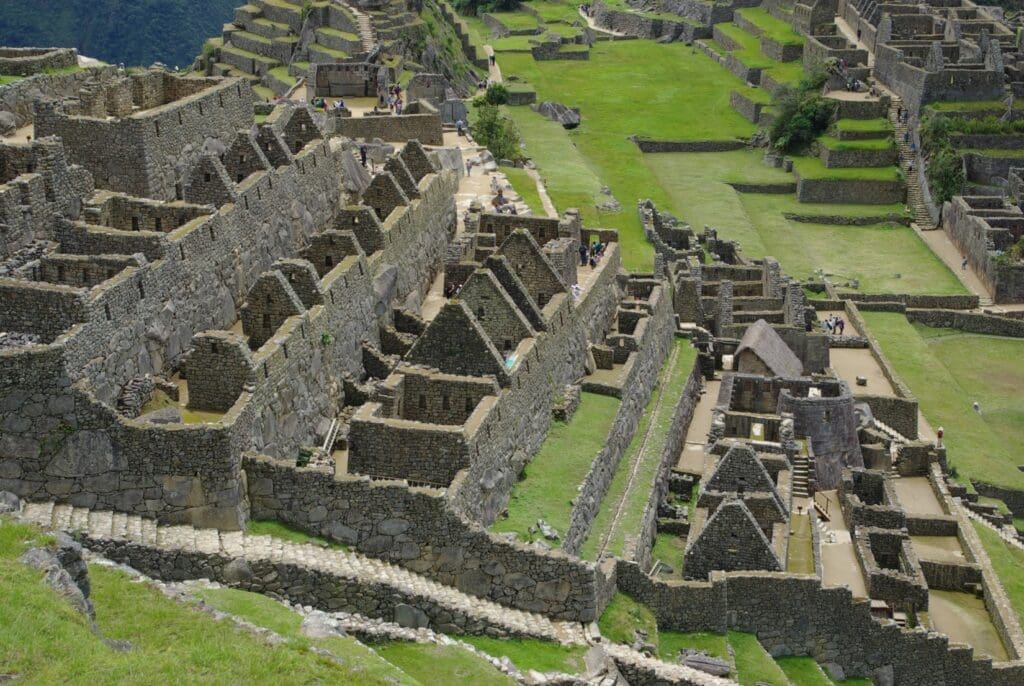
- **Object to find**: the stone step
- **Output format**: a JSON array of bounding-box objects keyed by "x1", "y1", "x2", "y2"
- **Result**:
[{"x1": 15, "y1": 501, "x2": 586, "y2": 644}]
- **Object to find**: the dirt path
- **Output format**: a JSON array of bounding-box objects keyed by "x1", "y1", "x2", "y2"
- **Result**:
[
  {"x1": 483, "y1": 45, "x2": 503, "y2": 83},
  {"x1": 914, "y1": 225, "x2": 994, "y2": 304}
]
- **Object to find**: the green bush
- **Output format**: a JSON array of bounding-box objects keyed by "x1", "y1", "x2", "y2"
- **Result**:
[
  {"x1": 927, "y1": 145, "x2": 965, "y2": 204},
  {"x1": 473, "y1": 104, "x2": 521, "y2": 161},
  {"x1": 481, "y1": 82, "x2": 510, "y2": 106},
  {"x1": 452, "y1": 0, "x2": 519, "y2": 14},
  {"x1": 768, "y1": 64, "x2": 834, "y2": 153}
]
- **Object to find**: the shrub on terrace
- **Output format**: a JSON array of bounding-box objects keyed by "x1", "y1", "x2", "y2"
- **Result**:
[
  {"x1": 768, "y1": 66, "x2": 835, "y2": 153},
  {"x1": 473, "y1": 103, "x2": 521, "y2": 161}
]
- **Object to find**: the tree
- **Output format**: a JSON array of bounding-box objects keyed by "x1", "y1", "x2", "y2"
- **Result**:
[
  {"x1": 472, "y1": 104, "x2": 521, "y2": 161},
  {"x1": 927, "y1": 146, "x2": 965, "y2": 204},
  {"x1": 767, "y1": 65, "x2": 835, "y2": 153}
]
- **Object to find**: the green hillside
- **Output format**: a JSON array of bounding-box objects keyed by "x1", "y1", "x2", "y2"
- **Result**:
[{"x1": 0, "y1": 0, "x2": 238, "y2": 69}]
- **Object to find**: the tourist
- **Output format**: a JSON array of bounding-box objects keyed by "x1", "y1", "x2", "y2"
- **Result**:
[
  {"x1": 907, "y1": 161, "x2": 914, "y2": 175},
  {"x1": 822, "y1": 317, "x2": 832, "y2": 334},
  {"x1": 456, "y1": 118, "x2": 465, "y2": 137},
  {"x1": 579, "y1": 243, "x2": 589, "y2": 266},
  {"x1": 896, "y1": 105, "x2": 902, "y2": 120},
  {"x1": 961, "y1": 256, "x2": 968, "y2": 271},
  {"x1": 836, "y1": 318, "x2": 845, "y2": 335},
  {"x1": 489, "y1": 53, "x2": 496, "y2": 67},
  {"x1": 490, "y1": 175, "x2": 500, "y2": 194},
  {"x1": 973, "y1": 401, "x2": 982, "y2": 414},
  {"x1": 857, "y1": 28, "x2": 862, "y2": 42},
  {"x1": 936, "y1": 426, "x2": 944, "y2": 449},
  {"x1": 395, "y1": 98, "x2": 403, "y2": 115},
  {"x1": 903, "y1": 131, "x2": 909, "y2": 144},
  {"x1": 359, "y1": 145, "x2": 368, "y2": 167}
]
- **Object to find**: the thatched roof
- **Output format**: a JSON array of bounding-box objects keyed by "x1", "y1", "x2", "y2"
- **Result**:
[{"x1": 735, "y1": 319, "x2": 802, "y2": 378}]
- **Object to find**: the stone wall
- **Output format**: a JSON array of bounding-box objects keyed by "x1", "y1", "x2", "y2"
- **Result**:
[
  {"x1": 590, "y1": 0, "x2": 712, "y2": 42},
  {"x1": 906, "y1": 308, "x2": 1024, "y2": 338},
  {"x1": 0, "y1": 47, "x2": 77, "y2": 76},
  {"x1": 632, "y1": 138, "x2": 747, "y2": 153},
  {"x1": 244, "y1": 455, "x2": 609, "y2": 621},
  {"x1": 329, "y1": 111, "x2": 444, "y2": 146},
  {"x1": 35, "y1": 74, "x2": 254, "y2": 201},
  {"x1": 818, "y1": 144, "x2": 897, "y2": 169},
  {"x1": 795, "y1": 176, "x2": 904, "y2": 204},
  {"x1": 0, "y1": 65, "x2": 119, "y2": 128},
  {"x1": 616, "y1": 561, "x2": 1024, "y2": 684}
]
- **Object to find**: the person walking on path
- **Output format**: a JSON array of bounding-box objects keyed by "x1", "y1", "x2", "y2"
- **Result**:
[
  {"x1": 579, "y1": 243, "x2": 588, "y2": 266},
  {"x1": 961, "y1": 256, "x2": 969, "y2": 271},
  {"x1": 359, "y1": 145, "x2": 367, "y2": 168}
]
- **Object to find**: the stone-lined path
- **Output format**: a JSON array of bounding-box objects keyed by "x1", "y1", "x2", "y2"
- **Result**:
[{"x1": 18, "y1": 501, "x2": 587, "y2": 644}]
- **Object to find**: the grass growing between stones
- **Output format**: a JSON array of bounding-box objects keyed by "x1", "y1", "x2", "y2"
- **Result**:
[
  {"x1": 861, "y1": 314, "x2": 1024, "y2": 492},
  {"x1": 0, "y1": 519, "x2": 410, "y2": 684},
  {"x1": 501, "y1": 165, "x2": 546, "y2": 215},
  {"x1": 491, "y1": 392, "x2": 620, "y2": 543},
  {"x1": 375, "y1": 643, "x2": 516, "y2": 685},
  {"x1": 972, "y1": 522, "x2": 1024, "y2": 630},
  {"x1": 658, "y1": 631, "x2": 731, "y2": 662},
  {"x1": 580, "y1": 341, "x2": 697, "y2": 560},
  {"x1": 499, "y1": 41, "x2": 757, "y2": 271},
  {"x1": 458, "y1": 635, "x2": 588, "y2": 673},
  {"x1": 650, "y1": 532, "x2": 687, "y2": 579},
  {"x1": 247, "y1": 519, "x2": 348, "y2": 550},
  {"x1": 776, "y1": 656, "x2": 833, "y2": 685},
  {"x1": 734, "y1": 8, "x2": 805, "y2": 46},
  {"x1": 728, "y1": 630, "x2": 790, "y2": 685},
  {"x1": 598, "y1": 592, "x2": 658, "y2": 645}
]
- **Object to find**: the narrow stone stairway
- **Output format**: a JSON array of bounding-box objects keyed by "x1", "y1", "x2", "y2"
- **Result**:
[
  {"x1": 790, "y1": 453, "x2": 811, "y2": 498},
  {"x1": 889, "y1": 97, "x2": 934, "y2": 228},
  {"x1": 17, "y1": 501, "x2": 586, "y2": 645},
  {"x1": 336, "y1": 0, "x2": 377, "y2": 53}
]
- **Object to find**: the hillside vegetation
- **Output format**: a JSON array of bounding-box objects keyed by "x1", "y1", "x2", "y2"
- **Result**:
[{"x1": 0, "y1": 0, "x2": 238, "y2": 69}]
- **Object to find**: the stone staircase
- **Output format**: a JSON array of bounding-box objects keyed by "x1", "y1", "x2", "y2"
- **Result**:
[
  {"x1": 963, "y1": 505, "x2": 1024, "y2": 550},
  {"x1": 338, "y1": 0, "x2": 378, "y2": 53},
  {"x1": 790, "y1": 452, "x2": 811, "y2": 498},
  {"x1": 889, "y1": 97, "x2": 934, "y2": 228},
  {"x1": 872, "y1": 417, "x2": 909, "y2": 446},
  {"x1": 17, "y1": 501, "x2": 586, "y2": 645}
]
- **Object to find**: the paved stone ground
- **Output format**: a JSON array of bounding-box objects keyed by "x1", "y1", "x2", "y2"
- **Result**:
[{"x1": 17, "y1": 501, "x2": 587, "y2": 644}]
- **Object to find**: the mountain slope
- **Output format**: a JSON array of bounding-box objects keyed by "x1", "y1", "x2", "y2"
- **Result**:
[{"x1": 0, "y1": 0, "x2": 237, "y2": 69}]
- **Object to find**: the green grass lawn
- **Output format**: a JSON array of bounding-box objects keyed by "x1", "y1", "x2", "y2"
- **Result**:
[
  {"x1": 777, "y1": 656, "x2": 832, "y2": 685},
  {"x1": 659, "y1": 631, "x2": 731, "y2": 662},
  {"x1": 247, "y1": 519, "x2": 347, "y2": 550},
  {"x1": 818, "y1": 136, "x2": 894, "y2": 151},
  {"x1": 729, "y1": 631, "x2": 790, "y2": 685},
  {"x1": 861, "y1": 314, "x2": 1024, "y2": 491},
  {"x1": 0, "y1": 519, "x2": 410, "y2": 684},
  {"x1": 458, "y1": 635, "x2": 587, "y2": 673},
  {"x1": 491, "y1": 392, "x2": 620, "y2": 543},
  {"x1": 643, "y1": 152, "x2": 954, "y2": 294},
  {"x1": 491, "y1": 35, "x2": 538, "y2": 51},
  {"x1": 581, "y1": 341, "x2": 697, "y2": 559},
  {"x1": 375, "y1": 643, "x2": 515, "y2": 685},
  {"x1": 598, "y1": 592, "x2": 659, "y2": 645},
  {"x1": 487, "y1": 11, "x2": 540, "y2": 31},
  {"x1": 927, "y1": 100, "x2": 1006, "y2": 113},
  {"x1": 972, "y1": 522, "x2": 1024, "y2": 630},
  {"x1": 835, "y1": 117, "x2": 891, "y2": 133},
  {"x1": 528, "y1": 0, "x2": 582, "y2": 23},
  {"x1": 735, "y1": 8, "x2": 805, "y2": 46},
  {"x1": 791, "y1": 156, "x2": 902, "y2": 182},
  {"x1": 499, "y1": 40, "x2": 756, "y2": 271},
  {"x1": 650, "y1": 531, "x2": 687, "y2": 579},
  {"x1": 501, "y1": 166, "x2": 546, "y2": 215}
]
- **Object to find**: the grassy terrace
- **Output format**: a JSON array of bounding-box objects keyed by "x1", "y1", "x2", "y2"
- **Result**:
[
  {"x1": 961, "y1": 148, "x2": 1024, "y2": 158},
  {"x1": 818, "y1": 136, "x2": 894, "y2": 151},
  {"x1": 643, "y1": 151, "x2": 962, "y2": 294},
  {"x1": 735, "y1": 7, "x2": 805, "y2": 46},
  {"x1": 458, "y1": 635, "x2": 587, "y2": 673},
  {"x1": 491, "y1": 392, "x2": 620, "y2": 543},
  {"x1": 786, "y1": 512, "x2": 814, "y2": 574},
  {"x1": 0, "y1": 519, "x2": 409, "y2": 684},
  {"x1": 500, "y1": 41, "x2": 756, "y2": 271},
  {"x1": 501, "y1": 166, "x2": 545, "y2": 215},
  {"x1": 492, "y1": 36, "x2": 539, "y2": 51},
  {"x1": 972, "y1": 522, "x2": 1024, "y2": 629},
  {"x1": 580, "y1": 340, "x2": 698, "y2": 560},
  {"x1": 713, "y1": 23, "x2": 804, "y2": 83},
  {"x1": 835, "y1": 117, "x2": 891, "y2": 133},
  {"x1": 791, "y1": 156, "x2": 901, "y2": 181},
  {"x1": 247, "y1": 519, "x2": 347, "y2": 550},
  {"x1": 927, "y1": 100, "x2": 1006, "y2": 113},
  {"x1": 487, "y1": 11, "x2": 540, "y2": 31},
  {"x1": 527, "y1": 0, "x2": 582, "y2": 23},
  {"x1": 861, "y1": 314, "x2": 1024, "y2": 491}
]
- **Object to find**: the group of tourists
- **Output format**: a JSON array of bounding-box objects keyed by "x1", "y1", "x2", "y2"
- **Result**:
[
  {"x1": 578, "y1": 240, "x2": 606, "y2": 268},
  {"x1": 822, "y1": 315, "x2": 846, "y2": 335},
  {"x1": 378, "y1": 84, "x2": 404, "y2": 114}
]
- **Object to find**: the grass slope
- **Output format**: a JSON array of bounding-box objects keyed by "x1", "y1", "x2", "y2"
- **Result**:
[
  {"x1": 500, "y1": 40, "x2": 756, "y2": 271},
  {"x1": 972, "y1": 522, "x2": 1024, "y2": 630},
  {"x1": 458, "y1": 635, "x2": 587, "y2": 673},
  {"x1": 861, "y1": 314, "x2": 1024, "y2": 491},
  {"x1": 492, "y1": 392, "x2": 620, "y2": 543},
  {"x1": 375, "y1": 643, "x2": 515, "y2": 686},
  {"x1": 0, "y1": 519, "x2": 404, "y2": 684},
  {"x1": 501, "y1": 166, "x2": 546, "y2": 216}
]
